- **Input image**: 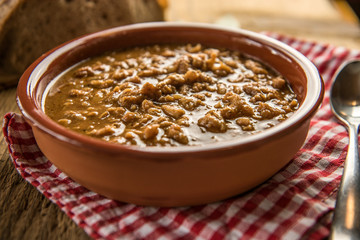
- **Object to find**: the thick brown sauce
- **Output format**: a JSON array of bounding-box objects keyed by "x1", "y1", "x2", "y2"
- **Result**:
[{"x1": 44, "y1": 44, "x2": 298, "y2": 147}]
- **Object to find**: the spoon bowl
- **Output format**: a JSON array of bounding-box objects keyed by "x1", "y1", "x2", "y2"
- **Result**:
[
  {"x1": 331, "y1": 61, "x2": 360, "y2": 120},
  {"x1": 329, "y1": 59, "x2": 360, "y2": 239}
]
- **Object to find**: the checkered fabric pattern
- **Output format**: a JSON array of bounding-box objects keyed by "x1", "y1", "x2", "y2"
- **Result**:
[{"x1": 3, "y1": 33, "x2": 360, "y2": 240}]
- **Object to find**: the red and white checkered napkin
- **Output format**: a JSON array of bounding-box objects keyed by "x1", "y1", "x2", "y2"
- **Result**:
[{"x1": 3, "y1": 33, "x2": 360, "y2": 240}]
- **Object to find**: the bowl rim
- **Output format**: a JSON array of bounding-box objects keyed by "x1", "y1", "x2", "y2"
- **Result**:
[{"x1": 17, "y1": 22, "x2": 324, "y2": 155}]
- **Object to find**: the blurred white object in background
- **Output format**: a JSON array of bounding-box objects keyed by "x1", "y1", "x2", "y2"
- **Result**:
[{"x1": 214, "y1": 14, "x2": 240, "y2": 28}]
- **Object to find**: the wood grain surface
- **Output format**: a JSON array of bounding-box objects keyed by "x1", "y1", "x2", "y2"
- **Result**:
[{"x1": 1, "y1": 0, "x2": 360, "y2": 239}]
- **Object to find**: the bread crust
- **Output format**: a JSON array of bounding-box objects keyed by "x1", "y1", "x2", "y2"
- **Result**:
[{"x1": 0, "y1": 0, "x2": 164, "y2": 87}]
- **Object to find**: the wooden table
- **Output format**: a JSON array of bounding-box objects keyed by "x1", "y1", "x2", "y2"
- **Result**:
[{"x1": 1, "y1": 0, "x2": 360, "y2": 239}]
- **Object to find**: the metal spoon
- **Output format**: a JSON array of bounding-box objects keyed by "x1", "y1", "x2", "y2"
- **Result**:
[{"x1": 330, "y1": 59, "x2": 360, "y2": 239}]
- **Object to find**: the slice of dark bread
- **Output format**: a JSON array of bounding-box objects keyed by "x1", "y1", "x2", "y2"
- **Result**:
[{"x1": 0, "y1": 0, "x2": 164, "y2": 87}]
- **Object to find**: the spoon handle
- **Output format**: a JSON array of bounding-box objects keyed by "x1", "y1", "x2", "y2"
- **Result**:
[{"x1": 330, "y1": 123, "x2": 360, "y2": 240}]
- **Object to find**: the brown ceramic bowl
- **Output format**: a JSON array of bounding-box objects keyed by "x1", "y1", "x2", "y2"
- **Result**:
[{"x1": 17, "y1": 22, "x2": 324, "y2": 207}]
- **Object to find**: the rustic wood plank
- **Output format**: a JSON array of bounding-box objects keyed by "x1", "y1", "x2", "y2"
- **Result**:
[{"x1": 165, "y1": 0, "x2": 360, "y2": 50}]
